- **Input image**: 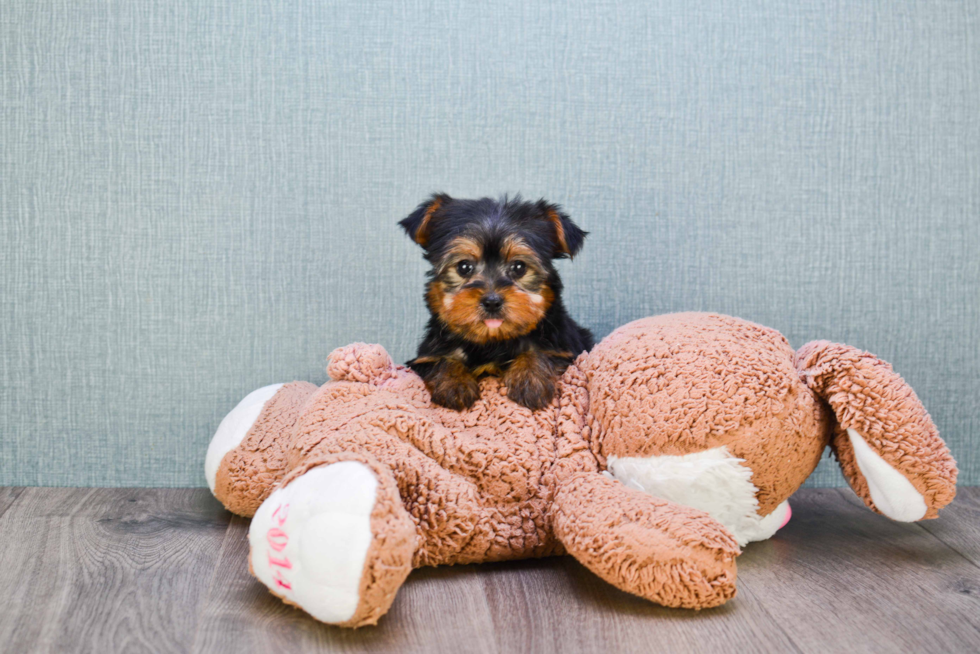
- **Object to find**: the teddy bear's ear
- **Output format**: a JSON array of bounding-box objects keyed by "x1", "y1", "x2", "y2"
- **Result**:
[
  {"x1": 538, "y1": 201, "x2": 587, "y2": 259},
  {"x1": 398, "y1": 193, "x2": 453, "y2": 248},
  {"x1": 328, "y1": 343, "x2": 397, "y2": 385}
]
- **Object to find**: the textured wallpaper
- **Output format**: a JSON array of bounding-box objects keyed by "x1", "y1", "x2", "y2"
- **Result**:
[{"x1": 1, "y1": 0, "x2": 978, "y2": 487}]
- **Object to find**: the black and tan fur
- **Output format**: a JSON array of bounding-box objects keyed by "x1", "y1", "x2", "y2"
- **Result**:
[{"x1": 400, "y1": 194, "x2": 593, "y2": 411}]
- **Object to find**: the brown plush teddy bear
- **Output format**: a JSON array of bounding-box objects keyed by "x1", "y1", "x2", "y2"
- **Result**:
[{"x1": 205, "y1": 313, "x2": 957, "y2": 627}]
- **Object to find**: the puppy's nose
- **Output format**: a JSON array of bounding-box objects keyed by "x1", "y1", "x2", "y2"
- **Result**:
[{"x1": 480, "y1": 293, "x2": 504, "y2": 314}]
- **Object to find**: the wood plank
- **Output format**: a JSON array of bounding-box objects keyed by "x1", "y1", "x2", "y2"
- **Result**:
[
  {"x1": 1, "y1": 487, "x2": 976, "y2": 653},
  {"x1": 917, "y1": 486, "x2": 980, "y2": 568},
  {"x1": 739, "y1": 488, "x2": 980, "y2": 653},
  {"x1": 0, "y1": 486, "x2": 25, "y2": 519},
  {"x1": 479, "y1": 554, "x2": 799, "y2": 654},
  {"x1": 0, "y1": 488, "x2": 229, "y2": 654},
  {"x1": 193, "y1": 488, "x2": 980, "y2": 653},
  {"x1": 192, "y1": 515, "x2": 499, "y2": 654}
]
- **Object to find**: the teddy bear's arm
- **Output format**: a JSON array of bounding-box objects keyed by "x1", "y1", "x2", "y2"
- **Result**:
[
  {"x1": 795, "y1": 341, "x2": 957, "y2": 520},
  {"x1": 551, "y1": 472, "x2": 740, "y2": 609}
]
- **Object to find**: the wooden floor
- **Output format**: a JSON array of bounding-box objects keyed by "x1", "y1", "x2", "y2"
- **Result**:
[{"x1": 0, "y1": 487, "x2": 977, "y2": 654}]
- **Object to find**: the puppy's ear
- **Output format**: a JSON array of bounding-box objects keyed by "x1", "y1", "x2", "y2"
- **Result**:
[
  {"x1": 542, "y1": 203, "x2": 587, "y2": 259},
  {"x1": 399, "y1": 194, "x2": 452, "y2": 248}
]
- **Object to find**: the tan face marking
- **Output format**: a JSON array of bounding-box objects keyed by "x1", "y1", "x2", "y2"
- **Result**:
[
  {"x1": 500, "y1": 236, "x2": 547, "y2": 293},
  {"x1": 501, "y1": 236, "x2": 539, "y2": 262},
  {"x1": 438, "y1": 237, "x2": 483, "y2": 283},
  {"x1": 427, "y1": 235, "x2": 554, "y2": 343}
]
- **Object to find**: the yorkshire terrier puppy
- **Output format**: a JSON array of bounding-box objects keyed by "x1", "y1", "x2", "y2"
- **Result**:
[{"x1": 400, "y1": 194, "x2": 594, "y2": 411}]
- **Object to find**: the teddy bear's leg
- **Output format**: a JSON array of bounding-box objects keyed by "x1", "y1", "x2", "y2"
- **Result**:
[
  {"x1": 552, "y1": 472, "x2": 740, "y2": 609},
  {"x1": 294, "y1": 417, "x2": 485, "y2": 568},
  {"x1": 207, "y1": 381, "x2": 320, "y2": 517},
  {"x1": 796, "y1": 341, "x2": 957, "y2": 520},
  {"x1": 248, "y1": 451, "x2": 416, "y2": 628}
]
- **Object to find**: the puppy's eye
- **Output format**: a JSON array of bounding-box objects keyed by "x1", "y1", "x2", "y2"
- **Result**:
[
  {"x1": 508, "y1": 261, "x2": 526, "y2": 279},
  {"x1": 456, "y1": 260, "x2": 475, "y2": 277}
]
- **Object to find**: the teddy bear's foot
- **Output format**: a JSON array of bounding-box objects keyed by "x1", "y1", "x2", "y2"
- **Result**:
[
  {"x1": 248, "y1": 455, "x2": 416, "y2": 627},
  {"x1": 205, "y1": 383, "x2": 284, "y2": 493},
  {"x1": 207, "y1": 381, "x2": 321, "y2": 517}
]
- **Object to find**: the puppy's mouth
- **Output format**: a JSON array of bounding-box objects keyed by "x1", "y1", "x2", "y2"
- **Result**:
[{"x1": 483, "y1": 319, "x2": 504, "y2": 330}]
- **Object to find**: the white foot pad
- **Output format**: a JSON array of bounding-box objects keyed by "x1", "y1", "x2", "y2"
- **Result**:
[
  {"x1": 606, "y1": 447, "x2": 792, "y2": 546},
  {"x1": 248, "y1": 462, "x2": 378, "y2": 624},
  {"x1": 205, "y1": 383, "x2": 284, "y2": 493},
  {"x1": 847, "y1": 428, "x2": 927, "y2": 521}
]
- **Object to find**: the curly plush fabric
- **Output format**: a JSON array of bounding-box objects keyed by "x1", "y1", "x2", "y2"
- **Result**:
[
  {"x1": 210, "y1": 312, "x2": 958, "y2": 626},
  {"x1": 254, "y1": 451, "x2": 417, "y2": 627},
  {"x1": 582, "y1": 314, "x2": 830, "y2": 514},
  {"x1": 552, "y1": 471, "x2": 740, "y2": 608},
  {"x1": 795, "y1": 341, "x2": 957, "y2": 518},
  {"x1": 214, "y1": 381, "x2": 319, "y2": 516}
]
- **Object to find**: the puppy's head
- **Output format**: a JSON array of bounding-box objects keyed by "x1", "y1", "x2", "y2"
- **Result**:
[{"x1": 400, "y1": 194, "x2": 587, "y2": 344}]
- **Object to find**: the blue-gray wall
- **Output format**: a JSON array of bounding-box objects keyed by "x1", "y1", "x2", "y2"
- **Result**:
[{"x1": 2, "y1": 1, "x2": 978, "y2": 487}]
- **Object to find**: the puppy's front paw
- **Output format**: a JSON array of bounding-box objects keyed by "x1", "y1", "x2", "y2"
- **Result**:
[
  {"x1": 504, "y1": 352, "x2": 556, "y2": 411},
  {"x1": 425, "y1": 359, "x2": 481, "y2": 411},
  {"x1": 430, "y1": 380, "x2": 481, "y2": 411}
]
